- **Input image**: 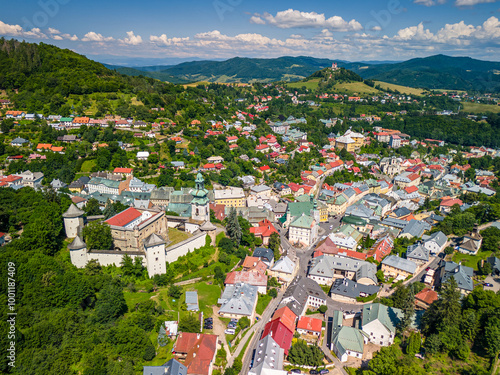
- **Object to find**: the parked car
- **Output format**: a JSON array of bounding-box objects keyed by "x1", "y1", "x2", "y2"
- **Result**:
[
  {"x1": 290, "y1": 369, "x2": 301, "y2": 374},
  {"x1": 484, "y1": 283, "x2": 493, "y2": 287},
  {"x1": 425, "y1": 267, "x2": 431, "y2": 271},
  {"x1": 225, "y1": 328, "x2": 235, "y2": 334},
  {"x1": 320, "y1": 370, "x2": 329, "y2": 375},
  {"x1": 309, "y1": 370, "x2": 319, "y2": 375}
]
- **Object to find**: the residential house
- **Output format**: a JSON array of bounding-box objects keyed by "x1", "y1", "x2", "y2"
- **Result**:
[
  {"x1": 457, "y1": 227, "x2": 483, "y2": 255},
  {"x1": 268, "y1": 256, "x2": 297, "y2": 286},
  {"x1": 381, "y1": 255, "x2": 418, "y2": 279},
  {"x1": 296, "y1": 316, "x2": 322, "y2": 337},
  {"x1": 261, "y1": 316, "x2": 294, "y2": 355},
  {"x1": 15, "y1": 170, "x2": 44, "y2": 189},
  {"x1": 248, "y1": 336, "x2": 287, "y2": 375},
  {"x1": 173, "y1": 332, "x2": 218, "y2": 375},
  {"x1": 252, "y1": 247, "x2": 275, "y2": 268},
  {"x1": 218, "y1": 283, "x2": 258, "y2": 321},
  {"x1": 398, "y1": 219, "x2": 429, "y2": 239},
  {"x1": 421, "y1": 231, "x2": 448, "y2": 255},
  {"x1": 361, "y1": 303, "x2": 402, "y2": 346},
  {"x1": 308, "y1": 255, "x2": 377, "y2": 286},
  {"x1": 143, "y1": 359, "x2": 187, "y2": 375},
  {"x1": 330, "y1": 311, "x2": 366, "y2": 362},
  {"x1": 113, "y1": 167, "x2": 133, "y2": 178},
  {"x1": 414, "y1": 288, "x2": 438, "y2": 310},
  {"x1": 367, "y1": 234, "x2": 394, "y2": 262},
  {"x1": 249, "y1": 219, "x2": 278, "y2": 246},
  {"x1": 11, "y1": 137, "x2": 28, "y2": 147},
  {"x1": 87, "y1": 177, "x2": 124, "y2": 195},
  {"x1": 329, "y1": 278, "x2": 380, "y2": 303},
  {"x1": 137, "y1": 151, "x2": 150, "y2": 160},
  {"x1": 440, "y1": 261, "x2": 474, "y2": 294},
  {"x1": 406, "y1": 243, "x2": 430, "y2": 266},
  {"x1": 279, "y1": 276, "x2": 327, "y2": 316},
  {"x1": 225, "y1": 270, "x2": 267, "y2": 294}
]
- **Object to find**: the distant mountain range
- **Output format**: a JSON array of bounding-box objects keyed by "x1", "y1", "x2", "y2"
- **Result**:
[{"x1": 108, "y1": 54, "x2": 500, "y2": 92}]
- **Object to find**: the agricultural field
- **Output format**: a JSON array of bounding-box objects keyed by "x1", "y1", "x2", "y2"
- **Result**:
[
  {"x1": 374, "y1": 81, "x2": 426, "y2": 96},
  {"x1": 332, "y1": 81, "x2": 381, "y2": 95},
  {"x1": 462, "y1": 102, "x2": 500, "y2": 114},
  {"x1": 287, "y1": 78, "x2": 321, "y2": 90}
]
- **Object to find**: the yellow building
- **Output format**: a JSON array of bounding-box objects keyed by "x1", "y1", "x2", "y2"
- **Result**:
[{"x1": 214, "y1": 187, "x2": 246, "y2": 208}]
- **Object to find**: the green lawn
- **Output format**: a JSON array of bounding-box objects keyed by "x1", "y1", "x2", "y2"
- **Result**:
[
  {"x1": 287, "y1": 78, "x2": 321, "y2": 90},
  {"x1": 168, "y1": 227, "x2": 192, "y2": 246},
  {"x1": 374, "y1": 81, "x2": 426, "y2": 96},
  {"x1": 462, "y1": 102, "x2": 500, "y2": 114},
  {"x1": 256, "y1": 294, "x2": 272, "y2": 316},
  {"x1": 452, "y1": 250, "x2": 493, "y2": 270},
  {"x1": 80, "y1": 159, "x2": 96, "y2": 172}
]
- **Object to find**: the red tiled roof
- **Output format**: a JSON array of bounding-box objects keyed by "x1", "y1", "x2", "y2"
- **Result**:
[
  {"x1": 105, "y1": 207, "x2": 142, "y2": 227},
  {"x1": 259, "y1": 165, "x2": 270, "y2": 171},
  {"x1": 175, "y1": 332, "x2": 218, "y2": 375},
  {"x1": 415, "y1": 288, "x2": 438, "y2": 306},
  {"x1": 297, "y1": 316, "x2": 322, "y2": 333},
  {"x1": 225, "y1": 270, "x2": 267, "y2": 286},
  {"x1": 114, "y1": 167, "x2": 133, "y2": 173},
  {"x1": 261, "y1": 319, "x2": 294, "y2": 355},
  {"x1": 271, "y1": 306, "x2": 297, "y2": 333},
  {"x1": 404, "y1": 185, "x2": 419, "y2": 194},
  {"x1": 440, "y1": 198, "x2": 463, "y2": 207}
]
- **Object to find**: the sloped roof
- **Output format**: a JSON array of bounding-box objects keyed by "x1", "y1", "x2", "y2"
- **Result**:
[
  {"x1": 271, "y1": 257, "x2": 295, "y2": 274},
  {"x1": 331, "y1": 326, "x2": 365, "y2": 356},
  {"x1": 144, "y1": 233, "x2": 166, "y2": 247},
  {"x1": 422, "y1": 231, "x2": 447, "y2": 248},
  {"x1": 442, "y1": 261, "x2": 473, "y2": 291},
  {"x1": 219, "y1": 283, "x2": 258, "y2": 316},
  {"x1": 225, "y1": 270, "x2": 267, "y2": 287},
  {"x1": 143, "y1": 358, "x2": 187, "y2": 375},
  {"x1": 330, "y1": 278, "x2": 379, "y2": 300},
  {"x1": 297, "y1": 316, "x2": 322, "y2": 332},
  {"x1": 68, "y1": 235, "x2": 86, "y2": 250},
  {"x1": 105, "y1": 207, "x2": 142, "y2": 227},
  {"x1": 271, "y1": 306, "x2": 297, "y2": 333},
  {"x1": 406, "y1": 243, "x2": 430, "y2": 262},
  {"x1": 362, "y1": 303, "x2": 402, "y2": 334},
  {"x1": 174, "y1": 333, "x2": 217, "y2": 375},
  {"x1": 415, "y1": 288, "x2": 438, "y2": 306},
  {"x1": 382, "y1": 255, "x2": 417, "y2": 274},
  {"x1": 63, "y1": 204, "x2": 85, "y2": 218}
]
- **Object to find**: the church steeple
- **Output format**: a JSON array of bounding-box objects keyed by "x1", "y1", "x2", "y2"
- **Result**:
[{"x1": 191, "y1": 173, "x2": 210, "y2": 221}]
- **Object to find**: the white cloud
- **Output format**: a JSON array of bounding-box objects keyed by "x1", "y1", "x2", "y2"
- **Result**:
[
  {"x1": 371, "y1": 25, "x2": 382, "y2": 31},
  {"x1": 414, "y1": 0, "x2": 447, "y2": 6},
  {"x1": 249, "y1": 16, "x2": 266, "y2": 25},
  {"x1": 81, "y1": 31, "x2": 114, "y2": 42},
  {"x1": 47, "y1": 27, "x2": 78, "y2": 41},
  {"x1": 150, "y1": 34, "x2": 190, "y2": 46},
  {"x1": 394, "y1": 23, "x2": 435, "y2": 41},
  {"x1": 0, "y1": 20, "x2": 47, "y2": 39},
  {"x1": 455, "y1": 0, "x2": 498, "y2": 5},
  {"x1": 120, "y1": 31, "x2": 142, "y2": 45},
  {"x1": 252, "y1": 9, "x2": 362, "y2": 31}
]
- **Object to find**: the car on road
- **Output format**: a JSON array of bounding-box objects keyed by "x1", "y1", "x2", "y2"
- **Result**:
[
  {"x1": 425, "y1": 267, "x2": 431, "y2": 271},
  {"x1": 290, "y1": 369, "x2": 301, "y2": 374},
  {"x1": 484, "y1": 283, "x2": 493, "y2": 287},
  {"x1": 329, "y1": 225, "x2": 333, "y2": 230}
]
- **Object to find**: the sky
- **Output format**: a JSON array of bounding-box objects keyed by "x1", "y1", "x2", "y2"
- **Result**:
[{"x1": 0, "y1": 0, "x2": 499, "y2": 65}]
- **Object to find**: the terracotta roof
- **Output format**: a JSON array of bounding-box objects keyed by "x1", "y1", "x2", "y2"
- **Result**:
[
  {"x1": 415, "y1": 288, "x2": 438, "y2": 306},
  {"x1": 404, "y1": 185, "x2": 419, "y2": 194},
  {"x1": 105, "y1": 207, "x2": 142, "y2": 227},
  {"x1": 297, "y1": 316, "x2": 322, "y2": 332},
  {"x1": 114, "y1": 167, "x2": 133, "y2": 173},
  {"x1": 440, "y1": 198, "x2": 463, "y2": 207},
  {"x1": 271, "y1": 306, "x2": 297, "y2": 333},
  {"x1": 225, "y1": 270, "x2": 267, "y2": 286},
  {"x1": 242, "y1": 256, "x2": 267, "y2": 273},
  {"x1": 175, "y1": 332, "x2": 217, "y2": 375}
]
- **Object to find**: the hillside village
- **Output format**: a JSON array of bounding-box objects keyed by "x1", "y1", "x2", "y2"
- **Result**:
[{"x1": 0, "y1": 47, "x2": 500, "y2": 375}]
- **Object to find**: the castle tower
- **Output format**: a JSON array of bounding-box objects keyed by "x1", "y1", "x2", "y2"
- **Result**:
[
  {"x1": 63, "y1": 204, "x2": 85, "y2": 238},
  {"x1": 68, "y1": 235, "x2": 88, "y2": 268},
  {"x1": 191, "y1": 173, "x2": 210, "y2": 222},
  {"x1": 144, "y1": 233, "x2": 167, "y2": 277},
  {"x1": 199, "y1": 220, "x2": 217, "y2": 246}
]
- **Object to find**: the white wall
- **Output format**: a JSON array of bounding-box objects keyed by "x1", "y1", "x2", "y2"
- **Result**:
[{"x1": 165, "y1": 232, "x2": 207, "y2": 263}]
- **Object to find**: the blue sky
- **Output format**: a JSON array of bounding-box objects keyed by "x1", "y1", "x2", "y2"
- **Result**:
[{"x1": 0, "y1": 0, "x2": 499, "y2": 64}]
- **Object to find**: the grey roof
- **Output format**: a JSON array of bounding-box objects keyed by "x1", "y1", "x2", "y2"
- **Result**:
[
  {"x1": 442, "y1": 261, "x2": 474, "y2": 291},
  {"x1": 63, "y1": 204, "x2": 85, "y2": 218},
  {"x1": 487, "y1": 256, "x2": 500, "y2": 272},
  {"x1": 382, "y1": 255, "x2": 418, "y2": 274},
  {"x1": 68, "y1": 236, "x2": 86, "y2": 250},
  {"x1": 51, "y1": 179, "x2": 67, "y2": 189},
  {"x1": 143, "y1": 359, "x2": 187, "y2": 375},
  {"x1": 144, "y1": 233, "x2": 166, "y2": 247},
  {"x1": 218, "y1": 283, "x2": 258, "y2": 316},
  {"x1": 406, "y1": 244, "x2": 430, "y2": 262},
  {"x1": 253, "y1": 248, "x2": 274, "y2": 263},
  {"x1": 393, "y1": 207, "x2": 411, "y2": 218},
  {"x1": 309, "y1": 255, "x2": 376, "y2": 283},
  {"x1": 281, "y1": 276, "x2": 327, "y2": 316},
  {"x1": 422, "y1": 231, "x2": 447, "y2": 248},
  {"x1": 381, "y1": 217, "x2": 408, "y2": 229},
  {"x1": 11, "y1": 137, "x2": 28, "y2": 144},
  {"x1": 185, "y1": 291, "x2": 199, "y2": 311},
  {"x1": 271, "y1": 256, "x2": 295, "y2": 274},
  {"x1": 330, "y1": 278, "x2": 380, "y2": 300},
  {"x1": 249, "y1": 336, "x2": 285, "y2": 375},
  {"x1": 400, "y1": 219, "x2": 428, "y2": 238},
  {"x1": 251, "y1": 184, "x2": 271, "y2": 193}
]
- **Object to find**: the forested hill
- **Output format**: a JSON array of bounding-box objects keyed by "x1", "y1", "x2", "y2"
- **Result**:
[
  {"x1": 0, "y1": 38, "x2": 183, "y2": 112},
  {"x1": 345, "y1": 54, "x2": 500, "y2": 92},
  {"x1": 147, "y1": 56, "x2": 337, "y2": 83},
  {"x1": 103, "y1": 64, "x2": 191, "y2": 84}
]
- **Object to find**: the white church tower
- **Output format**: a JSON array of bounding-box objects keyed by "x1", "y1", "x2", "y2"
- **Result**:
[
  {"x1": 68, "y1": 235, "x2": 88, "y2": 268},
  {"x1": 191, "y1": 173, "x2": 210, "y2": 222},
  {"x1": 63, "y1": 204, "x2": 85, "y2": 238},
  {"x1": 144, "y1": 233, "x2": 167, "y2": 277}
]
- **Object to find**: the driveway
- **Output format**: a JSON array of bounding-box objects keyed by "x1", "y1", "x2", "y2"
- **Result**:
[
  {"x1": 483, "y1": 275, "x2": 500, "y2": 293},
  {"x1": 211, "y1": 306, "x2": 230, "y2": 363}
]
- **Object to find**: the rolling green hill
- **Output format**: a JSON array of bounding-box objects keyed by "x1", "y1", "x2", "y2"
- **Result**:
[
  {"x1": 103, "y1": 64, "x2": 191, "y2": 84},
  {"x1": 345, "y1": 55, "x2": 500, "y2": 92}
]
